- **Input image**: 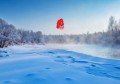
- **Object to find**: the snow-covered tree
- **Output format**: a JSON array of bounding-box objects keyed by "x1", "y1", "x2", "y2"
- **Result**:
[{"x1": 0, "y1": 18, "x2": 43, "y2": 48}]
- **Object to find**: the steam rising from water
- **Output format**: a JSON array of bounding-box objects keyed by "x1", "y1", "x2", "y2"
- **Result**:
[{"x1": 45, "y1": 44, "x2": 120, "y2": 60}]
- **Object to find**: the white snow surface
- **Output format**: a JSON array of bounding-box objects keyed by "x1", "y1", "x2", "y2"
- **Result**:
[{"x1": 0, "y1": 44, "x2": 120, "y2": 84}]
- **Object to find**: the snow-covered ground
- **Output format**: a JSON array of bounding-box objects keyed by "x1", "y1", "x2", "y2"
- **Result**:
[{"x1": 0, "y1": 45, "x2": 120, "y2": 84}]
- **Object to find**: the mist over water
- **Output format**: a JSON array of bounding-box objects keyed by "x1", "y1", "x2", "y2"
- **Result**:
[{"x1": 45, "y1": 44, "x2": 120, "y2": 60}]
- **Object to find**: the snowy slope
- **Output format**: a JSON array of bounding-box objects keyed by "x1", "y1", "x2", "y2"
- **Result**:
[{"x1": 0, "y1": 45, "x2": 120, "y2": 84}]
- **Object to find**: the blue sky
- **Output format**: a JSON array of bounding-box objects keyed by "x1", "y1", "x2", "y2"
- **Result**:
[{"x1": 0, "y1": 0, "x2": 120, "y2": 34}]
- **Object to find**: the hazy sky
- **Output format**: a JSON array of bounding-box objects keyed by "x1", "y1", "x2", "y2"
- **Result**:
[{"x1": 0, "y1": 0, "x2": 120, "y2": 34}]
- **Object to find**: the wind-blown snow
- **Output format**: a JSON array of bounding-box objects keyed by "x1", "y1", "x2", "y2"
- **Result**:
[{"x1": 0, "y1": 45, "x2": 120, "y2": 84}]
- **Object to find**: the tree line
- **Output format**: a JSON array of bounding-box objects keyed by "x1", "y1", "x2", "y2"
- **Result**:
[
  {"x1": 44, "y1": 16, "x2": 120, "y2": 46},
  {"x1": 0, "y1": 16, "x2": 120, "y2": 48}
]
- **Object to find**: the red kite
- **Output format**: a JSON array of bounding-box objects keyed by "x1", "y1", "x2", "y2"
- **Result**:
[{"x1": 56, "y1": 18, "x2": 64, "y2": 30}]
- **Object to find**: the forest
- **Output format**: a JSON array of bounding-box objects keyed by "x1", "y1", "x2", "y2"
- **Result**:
[{"x1": 0, "y1": 16, "x2": 120, "y2": 48}]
